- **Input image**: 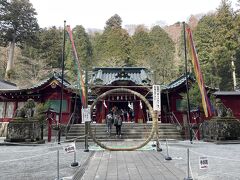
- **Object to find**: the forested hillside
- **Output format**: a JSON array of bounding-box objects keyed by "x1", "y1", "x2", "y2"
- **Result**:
[{"x1": 0, "y1": 0, "x2": 239, "y2": 90}]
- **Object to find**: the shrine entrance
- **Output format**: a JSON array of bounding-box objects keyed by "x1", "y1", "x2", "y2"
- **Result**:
[
  {"x1": 89, "y1": 88, "x2": 158, "y2": 151},
  {"x1": 92, "y1": 90, "x2": 149, "y2": 124}
]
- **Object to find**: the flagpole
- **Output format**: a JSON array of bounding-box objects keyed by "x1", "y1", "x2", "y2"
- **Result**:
[
  {"x1": 183, "y1": 22, "x2": 193, "y2": 143},
  {"x1": 58, "y1": 20, "x2": 66, "y2": 144}
]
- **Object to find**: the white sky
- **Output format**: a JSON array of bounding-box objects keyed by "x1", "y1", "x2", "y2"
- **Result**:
[{"x1": 30, "y1": 0, "x2": 238, "y2": 29}]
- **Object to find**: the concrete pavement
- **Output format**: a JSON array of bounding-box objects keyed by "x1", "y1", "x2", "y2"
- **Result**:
[{"x1": 1, "y1": 137, "x2": 240, "y2": 180}]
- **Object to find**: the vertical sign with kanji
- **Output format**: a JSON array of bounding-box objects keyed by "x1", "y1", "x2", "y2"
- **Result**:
[
  {"x1": 81, "y1": 107, "x2": 91, "y2": 123},
  {"x1": 153, "y1": 85, "x2": 161, "y2": 111}
]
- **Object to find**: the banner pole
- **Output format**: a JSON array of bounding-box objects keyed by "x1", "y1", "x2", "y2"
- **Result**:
[
  {"x1": 58, "y1": 20, "x2": 66, "y2": 144},
  {"x1": 183, "y1": 21, "x2": 193, "y2": 143}
]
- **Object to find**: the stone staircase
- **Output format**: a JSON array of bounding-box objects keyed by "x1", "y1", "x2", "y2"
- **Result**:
[{"x1": 66, "y1": 122, "x2": 184, "y2": 141}]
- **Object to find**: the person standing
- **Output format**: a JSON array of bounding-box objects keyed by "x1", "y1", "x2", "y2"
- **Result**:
[
  {"x1": 114, "y1": 112, "x2": 123, "y2": 138},
  {"x1": 106, "y1": 112, "x2": 113, "y2": 135}
]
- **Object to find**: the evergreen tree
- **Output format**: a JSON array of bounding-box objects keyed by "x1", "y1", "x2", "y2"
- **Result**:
[
  {"x1": 0, "y1": 0, "x2": 39, "y2": 78},
  {"x1": 130, "y1": 25, "x2": 151, "y2": 67},
  {"x1": 38, "y1": 27, "x2": 63, "y2": 68},
  {"x1": 105, "y1": 14, "x2": 122, "y2": 30},
  {"x1": 93, "y1": 14, "x2": 133, "y2": 67},
  {"x1": 148, "y1": 26, "x2": 176, "y2": 84},
  {"x1": 65, "y1": 25, "x2": 93, "y2": 82},
  {"x1": 194, "y1": 0, "x2": 237, "y2": 90}
]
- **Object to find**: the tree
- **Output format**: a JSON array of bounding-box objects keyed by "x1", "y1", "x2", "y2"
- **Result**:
[
  {"x1": 37, "y1": 27, "x2": 62, "y2": 67},
  {"x1": 0, "y1": 0, "x2": 39, "y2": 79},
  {"x1": 194, "y1": 0, "x2": 237, "y2": 90},
  {"x1": 130, "y1": 25, "x2": 151, "y2": 66},
  {"x1": 93, "y1": 14, "x2": 133, "y2": 67},
  {"x1": 22, "y1": 26, "x2": 63, "y2": 68},
  {"x1": 105, "y1": 14, "x2": 122, "y2": 30},
  {"x1": 148, "y1": 26, "x2": 176, "y2": 84},
  {"x1": 194, "y1": 14, "x2": 221, "y2": 87},
  {"x1": 65, "y1": 25, "x2": 93, "y2": 82}
]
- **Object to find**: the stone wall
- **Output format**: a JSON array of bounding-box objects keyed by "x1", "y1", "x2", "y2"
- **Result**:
[
  {"x1": 5, "y1": 120, "x2": 41, "y2": 142},
  {"x1": 202, "y1": 117, "x2": 240, "y2": 141},
  {"x1": 0, "y1": 122, "x2": 8, "y2": 137}
]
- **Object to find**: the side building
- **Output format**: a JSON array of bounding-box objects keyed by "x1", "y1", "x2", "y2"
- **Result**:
[{"x1": 0, "y1": 74, "x2": 81, "y2": 124}]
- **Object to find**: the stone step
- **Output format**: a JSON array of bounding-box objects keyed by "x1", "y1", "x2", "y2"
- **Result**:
[
  {"x1": 68, "y1": 131, "x2": 180, "y2": 136},
  {"x1": 66, "y1": 123, "x2": 184, "y2": 141},
  {"x1": 66, "y1": 135, "x2": 184, "y2": 142}
]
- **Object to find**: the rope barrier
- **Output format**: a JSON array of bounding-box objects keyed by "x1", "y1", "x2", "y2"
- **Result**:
[
  {"x1": 189, "y1": 149, "x2": 240, "y2": 162},
  {"x1": 1, "y1": 135, "x2": 86, "y2": 146},
  {"x1": 189, "y1": 156, "x2": 194, "y2": 179}
]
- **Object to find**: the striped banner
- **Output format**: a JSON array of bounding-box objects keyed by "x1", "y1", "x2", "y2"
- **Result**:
[
  {"x1": 66, "y1": 25, "x2": 87, "y2": 107},
  {"x1": 186, "y1": 27, "x2": 213, "y2": 117}
]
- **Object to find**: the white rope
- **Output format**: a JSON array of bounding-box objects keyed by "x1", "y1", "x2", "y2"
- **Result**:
[
  {"x1": 1, "y1": 135, "x2": 86, "y2": 146},
  {"x1": 0, "y1": 151, "x2": 56, "y2": 163},
  {"x1": 0, "y1": 148, "x2": 48, "y2": 153},
  {"x1": 190, "y1": 149, "x2": 240, "y2": 162}
]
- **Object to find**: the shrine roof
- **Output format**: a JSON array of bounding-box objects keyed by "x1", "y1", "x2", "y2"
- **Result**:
[
  {"x1": 165, "y1": 73, "x2": 194, "y2": 90},
  {"x1": 90, "y1": 67, "x2": 152, "y2": 86},
  {"x1": 30, "y1": 73, "x2": 72, "y2": 90},
  {"x1": 213, "y1": 91, "x2": 240, "y2": 96},
  {"x1": 0, "y1": 74, "x2": 74, "y2": 93},
  {"x1": 0, "y1": 80, "x2": 18, "y2": 90}
]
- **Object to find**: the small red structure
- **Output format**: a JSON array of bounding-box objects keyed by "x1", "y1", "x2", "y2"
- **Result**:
[
  {"x1": 213, "y1": 91, "x2": 240, "y2": 119},
  {"x1": 44, "y1": 108, "x2": 57, "y2": 142}
]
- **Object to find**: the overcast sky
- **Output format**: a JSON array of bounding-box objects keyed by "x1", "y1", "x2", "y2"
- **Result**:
[{"x1": 30, "y1": 0, "x2": 238, "y2": 29}]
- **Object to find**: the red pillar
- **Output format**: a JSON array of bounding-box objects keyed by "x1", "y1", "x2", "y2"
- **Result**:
[{"x1": 48, "y1": 118, "x2": 52, "y2": 142}]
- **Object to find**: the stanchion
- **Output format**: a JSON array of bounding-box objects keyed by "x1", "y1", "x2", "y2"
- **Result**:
[
  {"x1": 84, "y1": 121, "x2": 89, "y2": 152},
  {"x1": 184, "y1": 148, "x2": 193, "y2": 180},
  {"x1": 71, "y1": 140, "x2": 79, "y2": 167},
  {"x1": 165, "y1": 139, "x2": 172, "y2": 160},
  {"x1": 152, "y1": 140, "x2": 156, "y2": 147},
  {"x1": 55, "y1": 149, "x2": 62, "y2": 180},
  {"x1": 155, "y1": 111, "x2": 162, "y2": 152}
]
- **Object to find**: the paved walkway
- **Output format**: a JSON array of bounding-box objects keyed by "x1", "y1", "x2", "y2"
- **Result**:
[
  {"x1": 81, "y1": 150, "x2": 185, "y2": 180},
  {"x1": 1, "y1": 137, "x2": 240, "y2": 180}
]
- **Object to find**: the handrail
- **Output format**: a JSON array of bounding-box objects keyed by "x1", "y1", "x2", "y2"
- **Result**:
[
  {"x1": 171, "y1": 112, "x2": 183, "y2": 129},
  {"x1": 65, "y1": 112, "x2": 75, "y2": 136}
]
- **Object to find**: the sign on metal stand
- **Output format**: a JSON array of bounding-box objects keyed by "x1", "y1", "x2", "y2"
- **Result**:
[
  {"x1": 152, "y1": 85, "x2": 162, "y2": 152},
  {"x1": 63, "y1": 142, "x2": 76, "y2": 153},
  {"x1": 199, "y1": 156, "x2": 209, "y2": 169},
  {"x1": 82, "y1": 107, "x2": 91, "y2": 123},
  {"x1": 82, "y1": 107, "x2": 90, "y2": 152},
  {"x1": 153, "y1": 85, "x2": 161, "y2": 111}
]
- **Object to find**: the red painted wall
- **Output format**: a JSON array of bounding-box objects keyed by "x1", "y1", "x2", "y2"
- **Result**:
[
  {"x1": 218, "y1": 95, "x2": 240, "y2": 119},
  {"x1": 0, "y1": 85, "x2": 75, "y2": 124},
  {"x1": 41, "y1": 86, "x2": 72, "y2": 124}
]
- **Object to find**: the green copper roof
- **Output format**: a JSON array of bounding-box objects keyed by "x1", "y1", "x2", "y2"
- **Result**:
[
  {"x1": 165, "y1": 73, "x2": 194, "y2": 90},
  {"x1": 90, "y1": 67, "x2": 152, "y2": 86}
]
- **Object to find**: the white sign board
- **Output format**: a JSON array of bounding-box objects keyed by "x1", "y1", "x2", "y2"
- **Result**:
[
  {"x1": 153, "y1": 85, "x2": 161, "y2": 111},
  {"x1": 82, "y1": 107, "x2": 91, "y2": 123},
  {"x1": 63, "y1": 142, "x2": 76, "y2": 153},
  {"x1": 199, "y1": 156, "x2": 209, "y2": 169}
]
